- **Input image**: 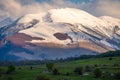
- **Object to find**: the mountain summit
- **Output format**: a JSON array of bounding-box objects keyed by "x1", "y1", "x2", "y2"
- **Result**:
[{"x1": 0, "y1": 8, "x2": 120, "y2": 60}]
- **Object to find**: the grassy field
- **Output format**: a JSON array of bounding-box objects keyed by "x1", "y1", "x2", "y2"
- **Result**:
[{"x1": 0, "y1": 57, "x2": 120, "y2": 80}]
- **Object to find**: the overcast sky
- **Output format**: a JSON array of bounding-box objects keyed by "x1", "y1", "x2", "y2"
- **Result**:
[{"x1": 0, "y1": 0, "x2": 120, "y2": 19}]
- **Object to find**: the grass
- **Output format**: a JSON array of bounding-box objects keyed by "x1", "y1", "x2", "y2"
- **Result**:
[{"x1": 0, "y1": 57, "x2": 120, "y2": 80}]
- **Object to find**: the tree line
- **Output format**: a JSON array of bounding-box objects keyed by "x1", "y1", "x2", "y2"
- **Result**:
[{"x1": 0, "y1": 50, "x2": 120, "y2": 66}]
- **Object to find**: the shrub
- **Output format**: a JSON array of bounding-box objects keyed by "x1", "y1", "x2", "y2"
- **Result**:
[
  {"x1": 30, "y1": 66, "x2": 33, "y2": 70},
  {"x1": 74, "y1": 67, "x2": 83, "y2": 75},
  {"x1": 52, "y1": 68, "x2": 59, "y2": 75},
  {"x1": 85, "y1": 66, "x2": 91, "y2": 72},
  {"x1": 102, "y1": 64, "x2": 107, "y2": 67},
  {"x1": 35, "y1": 74, "x2": 50, "y2": 80},
  {"x1": 101, "y1": 71, "x2": 110, "y2": 78},
  {"x1": 46, "y1": 63, "x2": 54, "y2": 72},
  {"x1": 109, "y1": 57, "x2": 113, "y2": 60},
  {"x1": 114, "y1": 72, "x2": 120, "y2": 79},
  {"x1": 65, "y1": 72, "x2": 70, "y2": 76},
  {"x1": 93, "y1": 68, "x2": 102, "y2": 78},
  {"x1": 6, "y1": 65, "x2": 16, "y2": 74},
  {"x1": 0, "y1": 68, "x2": 3, "y2": 77},
  {"x1": 18, "y1": 67, "x2": 21, "y2": 70},
  {"x1": 113, "y1": 64, "x2": 119, "y2": 67},
  {"x1": 7, "y1": 77, "x2": 13, "y2": 80},
  {"x1": 94, "y1": 64, "x2": 98, "y2": 67}
]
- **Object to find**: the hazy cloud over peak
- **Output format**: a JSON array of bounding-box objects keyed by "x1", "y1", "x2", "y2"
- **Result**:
[
  {"x1": 0, "y1": 0, "x2": 120, "y2": 19},
  {"x1": 96, "y1": 0, "x2": 120, "y2": 18}
]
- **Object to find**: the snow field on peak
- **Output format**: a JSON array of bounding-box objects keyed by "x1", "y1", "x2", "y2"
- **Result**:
[
  {"x1": 18, "y1": 8, "x2": 120, "y2": 47},
  {"x1": 18, "y1": 13, "x2": 46, "y2": 23},
  {"x1": 19, "y1": 23, "x2": 77, "y2": 45},
  {"x1": 100, "y1": 16, "x2": 120, "y2": 27}
]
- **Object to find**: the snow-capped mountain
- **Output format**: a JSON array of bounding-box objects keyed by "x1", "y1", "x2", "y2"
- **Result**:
[{"x1": 0, "y1": 8, "x2": 120, "y2": 61}]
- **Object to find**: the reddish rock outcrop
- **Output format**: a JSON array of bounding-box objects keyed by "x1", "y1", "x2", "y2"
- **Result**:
[
  {"x1": 54, "y1": 33, "x2": 73, "y2": 43},
  {"x1": 6, "y1": 33, "x2": 45, "y2": 46}
]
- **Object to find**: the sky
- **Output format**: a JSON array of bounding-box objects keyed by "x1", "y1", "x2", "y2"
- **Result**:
[
  {"x1": 0, "y1": 0, "x2": 120, "y2": 19},
  {"x1": 36, "y1": 0, "x2": 94, "y2": 3}
]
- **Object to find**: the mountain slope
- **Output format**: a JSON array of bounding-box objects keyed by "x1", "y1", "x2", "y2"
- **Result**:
[
  {"x1": 0, "y1": 8, "x2": 120, "y2": 60},
  {"x1": 18, "y1": 8, "x2": 120, "y2": 48}
]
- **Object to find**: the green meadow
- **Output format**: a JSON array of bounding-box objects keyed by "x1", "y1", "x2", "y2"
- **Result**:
[{"x1": 0, "y1": 57, "x2": 120, "y2": 80}]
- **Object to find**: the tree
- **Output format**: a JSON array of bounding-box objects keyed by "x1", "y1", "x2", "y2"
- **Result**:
[
  {"x1": 35, "y1": 74, "x2": 50, "y2": 80},
  {"x1": 114, "y1": 72, "x2": 120, "y2": 79},
  {"x1": 93, "y1": 68, "x2": 102, "y2": 78},
  {"x1": 30, "y1": 66, "x2": 33, "y2": 70},
  {"x1": 6, "y1": 65, "x2": 16, "y2": 74},
  {"x1": 109, "y1": 57, "x2": 113, "y2": 60},
  {"x1": 0, "y1": 67, "x2": 3, "y2": 77},
  {"x1": 94, "y1": 64, "x2": 98, "y2": 67},
  {"x1": 85, "y1": 66, "x2": 91, "y2": 72},
  {"x1": 74, "y1": 67, "x2": 83, "y2": 75},
  {"x1": 65, "y1": 72, "x2": 70, "y2": 76},
  {"x1": 7, "y1": 77, "x2": 13, "y2": 80},
  {"x1": 46, "y1": 63, "x2": 54, "y2": 72},
  {"x1": 52, "y1": 68, "x2": 59, "y2": 75},
  {"x1": 113, "y1": 64, "x2": 119, "y2": 67}
]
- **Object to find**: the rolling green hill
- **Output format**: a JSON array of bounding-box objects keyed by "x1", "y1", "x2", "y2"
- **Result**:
[{"x1": 0, "y1": 57, "x2": 120, "y2": 80}]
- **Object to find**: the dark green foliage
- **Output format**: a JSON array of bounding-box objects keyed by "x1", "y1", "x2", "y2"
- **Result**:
[
  {"x1": 52, "y1": 68, "x2": 59, "y2": 75},
  {"x1": 0, "y1": 67, "x2": 3, "y2": 77},
  {"x1": 85, "y1": 66, "x2": 91, "y2": 72},
  {"x1": 30, "y1": 66, "x2": 33, "y2": 70},
  {"x1": 6, "y1": 65, "x2": 16, "y2": 74},
  {"x1": 35, "y1": 74, "x2": 50, "y2": 80},
  {"x1": 114, "y1": 72, "x2": 120, "y2": 79},
  {"x1": 7, "y1": 77, "x2": 13, "y2": 80},
  {"x1": 102, "y1": 64, "x2": 107, "y2": 67},
  {"x1": 103, "y1": 50, "x2": 120, "y2": 57},
  {"x1": 94, "y1": 64, "x2": 98, "y2": 67},
  {"x1": 93, "y1": 68, "x2": 102, "y2": 78},
  {"x1": 109, "y1": 57, "x2": 113, "y2": 60},
  {"x1": 113, "y1": 63, "x2": 119, "y2": 67},
  {"x1": 65, "y1": 50, "x2": 120, "y2": 61},
  {"x1": 46, "y1": 63, "x2": 54, "y2": 71},
  {"x1": 74, "y1": 67, "x2": 83, "y2": 75},
  {"x1": 65, "y1": 72, "x2": 70, "y2": 76},
  {"x1": 18, "y1": 67, "x2": 21, "y2": 70},
  {"x1": 96, "y1": 50, "x2": 120, "y2": 58}
]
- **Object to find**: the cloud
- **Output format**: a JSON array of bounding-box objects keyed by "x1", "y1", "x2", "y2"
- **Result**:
[
  {"x1": 0, "y1": 0, "x2": 22, "y2": 17},
  {"x1": 96, "y1": 0, "x2": 120, "y2": 18},
  {"x1": 0, "y1": 0, "x2": 120, "y2": 19},
  {"x1": 0, "y1": 0, "x2": 81, "y2": 18},
  {"x1": 79, "y1": 0, "x2": 120, "y2": 18},
  {"x1": 0, "y1": 0, "x2": 53, "y2": 18}
]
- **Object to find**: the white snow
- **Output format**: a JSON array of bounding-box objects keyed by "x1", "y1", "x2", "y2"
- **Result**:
[
  {"x1": 18, "y1": 13, "x2": 46, "y2": 23},
  {"x1": 100, "y1": 16, "x2": 120, "y2": 27},
  {"x1": 48, "y1": 8, "x2": 103, "y2": 26},
  {"x1": 18, "y1": 8, "x2": 120, "y2": 46},
  {"x1": 19, "y1": 23, "x2": 73, "y2": 45},
  {"x1": 100, "y1": 40, "x2": 112, "y2": 48}
]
